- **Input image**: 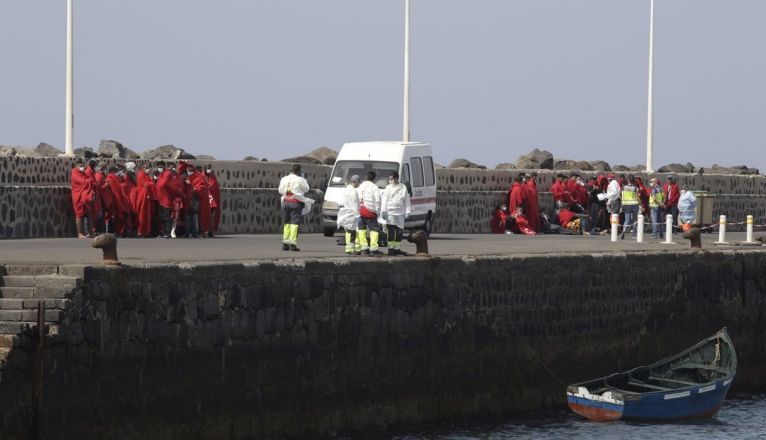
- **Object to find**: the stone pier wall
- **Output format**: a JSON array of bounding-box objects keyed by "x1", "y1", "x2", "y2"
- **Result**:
[
  {"x1": 0, "y1": 250, "x2": 764, "y2": 439},
  {"x1": 1, "y1": 157, "x2": 764, "y2": 237}
]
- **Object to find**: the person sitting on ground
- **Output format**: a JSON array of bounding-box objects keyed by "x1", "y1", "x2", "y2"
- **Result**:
[{"x1": 491, "y1": 204, "x2": 511, "y2": 234}]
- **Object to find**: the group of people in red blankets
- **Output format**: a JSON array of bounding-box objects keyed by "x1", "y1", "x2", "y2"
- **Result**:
[
  {"x1": 492, "y1": 172, "x2": 663, "y2": 236},
  {"x1": 70, "y1": 158, "x2": 221, "y2": 239}
]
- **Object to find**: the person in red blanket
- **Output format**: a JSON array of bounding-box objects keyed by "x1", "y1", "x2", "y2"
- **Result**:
[
  {"x1": 508, "y1": 174, "x2": 536, "y2": 235},
  {"x1": 94, "y1": 162, "x2": 114, "y2": 233},
  {"x1": 133, "y1": 163, "x2": 156, "y2": 238},
  {"x1": 491, "y1": 204, "x2": 510, "y2": 234},
  {"x1": 84, "y1": 159, "x2": 102, "y2": 233},
  {"x1": 155, "y1": 161, "x2": 183, "y2": 239},
  {"x1": 205, "y1": 165, "x2": 221, "y2": 237},
  {"x1": 550, "y1": 173, "x2": 574, "y2": 210},
  {"x1": 184, "y1": 165, "x2": 211, "y2": 238},
  {"x1": 70, "y1": 159, "x2": 96, "y2": 238},
  {"x1": 567, "y1": 173, "x2": 587, "y2": 213},
  {"x1": 524, "y1": 172, "x2": 541, "y2": 232},
  {"x1": 634, "y1": 175, "x2": 650, "y2": 215},
  {"x1": 663, "y1": 175, "x2": 681, "y2": 226},
  {"x1": 105, "y1": 166, "x2": 129, "y2": 236},
  {"x1": 121, "y1": 163, "x2": 138, "y2": 234}
]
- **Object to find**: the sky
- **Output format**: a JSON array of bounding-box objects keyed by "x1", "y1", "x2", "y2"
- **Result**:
[{"x1": 1, "y1": 0, "x2": 765, "y2": 172}]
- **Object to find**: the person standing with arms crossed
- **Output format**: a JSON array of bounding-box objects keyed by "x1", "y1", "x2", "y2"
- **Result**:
[
  {"x1": 357, "y1": 171, "x2": 383, "y2": 255},
  {"x1": 380, "y1": 171, "x2": 411, "y2": 256},
  {"x1": 278, "y1": 164, "x2": 311, "y2": 251}
]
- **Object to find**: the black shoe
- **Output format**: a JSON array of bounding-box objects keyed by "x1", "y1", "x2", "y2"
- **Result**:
[
  {"x1": 395, "y1": 249, "x2": 408, "y2": 256},
  {"x1": 371, "y1": 250, "x2": 383, "y2": 256},
  {"x1": 282, "y1": 243, "x2": 290, "y2": 251},
  {"x1": 620, "y1": 231, "x2": 626, "y2": 240},
  {"x1": 192, "y1": 234, "x2": 200, "y2": 238},
  {"x1": 289, "y1": 245, "x2": 300, "y2": 252},
  {"x1": 362, "y1": 249, "x2": 370, "y2": 255},
  {"x1": 388, "y1": 249, "x2": 398, "y2": 256}
]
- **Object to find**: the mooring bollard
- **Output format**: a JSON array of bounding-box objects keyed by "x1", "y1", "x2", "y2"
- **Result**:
[
  {"x1": 610, "y1": 214, "x2": 619, "y2": 242},
  {"x1": 664, "y1": 214, "x2": 674, "y2": 244},
  {"x1": 683, "y1": 227, "x2": 702, "y2": 249},
  {"x1": 741, "y1": 215, "x2": 759, "y2": 246},
  {"x1": 715, "y1": 215, "x2": 728, "y2": 245},
  {"x1": 636, "y1": 215, "x2": 645, "y2": 243},
  {"x1": 406, "y1": 230, "x2": 430, "y2": 257},
  {"x1": 92, "y1": 233, "x2": 121, "y2": 265}
]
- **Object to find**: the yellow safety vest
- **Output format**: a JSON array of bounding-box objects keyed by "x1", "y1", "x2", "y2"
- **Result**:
[
  {"x1": 621, "y1": 185, "x2": 639, "y2": 206},
  {"x1": 649, "y1": 189, "x2": 664, "y2": 208}
]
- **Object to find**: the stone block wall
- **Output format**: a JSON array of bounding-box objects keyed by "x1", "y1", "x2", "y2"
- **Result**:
[
  {"x1": 1, "y1": 157, "x2": 764, "y2": 238},
  {"x1": 0, "y1": 250, "x2": 764, "y2": 439}
]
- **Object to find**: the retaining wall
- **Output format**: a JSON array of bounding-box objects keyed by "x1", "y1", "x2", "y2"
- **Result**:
[
  {"x1": 0, "y1": 250, "x2": 764, "y2": 439},
  {"x1": 1, "y1": 157, "x2": 764, "y2": 237}
]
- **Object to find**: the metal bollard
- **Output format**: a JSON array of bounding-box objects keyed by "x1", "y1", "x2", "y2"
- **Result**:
[
  {"x1": 715, "y1": 215, "x2": 728, "y2": 245},
  {"x1": 664, "y1": 214, "x2": 674, "y2": 244},
  {"x1": 637, "y1": 215, "x2": 645, "y2": 243},
  {"x1": 611, "y1": 214, "x2": 619, "y2": 242},
  {"x1": 746, "y1": 215, "x2": 754, "y2": 243}
]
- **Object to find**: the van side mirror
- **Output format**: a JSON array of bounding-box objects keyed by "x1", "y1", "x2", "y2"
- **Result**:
[{"x1": 319, "y1": 179, "x2": 328, "y2": 193}]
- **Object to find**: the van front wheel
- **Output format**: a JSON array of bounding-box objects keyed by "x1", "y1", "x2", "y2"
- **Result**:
[{"x1": 323, "y1": 228, "x2": 335, "y2": 238}]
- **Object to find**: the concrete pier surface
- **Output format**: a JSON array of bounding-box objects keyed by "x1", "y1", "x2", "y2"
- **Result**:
[{"x1": 0, "y1": 232, "x2": 759, "y2": 265}]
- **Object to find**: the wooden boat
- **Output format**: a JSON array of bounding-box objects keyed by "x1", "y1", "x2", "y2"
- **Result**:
[{"x1": 567, "y1": 328, "x2": 736, "y2": 422}]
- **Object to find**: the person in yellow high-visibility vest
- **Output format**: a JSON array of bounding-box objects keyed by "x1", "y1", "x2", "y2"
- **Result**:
[
  {"x1": 620, "y1": 175, "x2": 640, "y2": 239},
  {"x1": 648, "y1": 177, "x2": 666, "y2": 239}
]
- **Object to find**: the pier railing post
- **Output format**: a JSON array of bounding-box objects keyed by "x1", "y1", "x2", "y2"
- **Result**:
[{"x1": 715, "y1": 215, "x2": 728, "y2": 245}]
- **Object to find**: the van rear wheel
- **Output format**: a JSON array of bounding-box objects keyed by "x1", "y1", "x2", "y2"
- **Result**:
[{"x1": 323, "y1": 228, "x2": 335, "y2": 238}]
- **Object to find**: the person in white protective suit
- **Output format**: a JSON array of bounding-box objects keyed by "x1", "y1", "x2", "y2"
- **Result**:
[
  {"x1": 277, "y1": 164, "x2": 313, "y2": 251},
  {"x1": 356, "y1": 171, "x2": 384, "y2": 255},
  {"x1": 336, "y1": 175, "x2": 362, "y2": 255},
  {"x1": 380, "y1": 170, "x2": 411, "y2": 256}
]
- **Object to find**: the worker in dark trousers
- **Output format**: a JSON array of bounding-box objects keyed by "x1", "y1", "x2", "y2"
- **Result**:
[{"x1": 278, "y1": 164, "x2": 311, "y2": 251}]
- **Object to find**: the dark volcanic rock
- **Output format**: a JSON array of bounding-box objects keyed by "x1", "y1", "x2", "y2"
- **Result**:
[
  {"x1": 554, "y1": 160, "x2": 593, "y2": 171},
  {"x1": 0, "y1": 146, "x2": 18, "y2": 157},
  {"x1": 494, "y1": 162, "x2": 516, "y2": 170},
  {"x1": 74, "y1": 147, "x2": 97, "y2": 159},
  {"x1": 281, "y1": 155, "x2": 322, "y2": 165},
  {"x1": 35, "y1": 142, "x2": 63, "y2": 157},
  {"x1": 710, "y1": 164, "x2": 760, "y2": 175},
  {"x1": 306, "y1": 147, "x2": 338, "y2": 165},
  {"x1": 448, "y1": 158, "x2": 486, "y2": 169},
  {"x1": 243, "y1": 156, "x2": 259, "y2": 161},
  {"x1": 196, "y1": 155, "x2": 216, "y2": 161},
  {"x1": 657, "y1": 163, "x2": 694, "y2": 174},
  {"x1": 588, "y1": 160, "x2": 611, "y2": 172},
  {"x1": 98, "y1": 140, "x2": 127, "y2": 159},
  {"x1": 141, "y1": 145, "x2": 196, "y2": 160},
  {"x1": 515, "y1": 148, "x2": 554, "y2": 170}
]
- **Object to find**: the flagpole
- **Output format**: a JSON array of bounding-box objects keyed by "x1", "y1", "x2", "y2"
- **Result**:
[
  {"x1": 645, "y1": 0, "x2": 655, "y2": 172},
  {"x1": 402, "y1": 0, "x2": 411, "y2": 143},
  {"x1": 63, "y1": 0, "x2": 75, "y2": 157}
]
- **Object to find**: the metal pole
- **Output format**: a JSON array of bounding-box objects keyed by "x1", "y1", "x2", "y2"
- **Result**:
[
  {"x1": 402, "y1": 0, "x2": 411, "y2": 143},
  {"x1": 645, "y1": 0, "x2": 655, "y2": 173},
  {"x1": 746, "y1": 215, "x2": 754, "y2": 243},
  {"x1": 63, "y1": 0, "x2": 75, "y2": 157}
]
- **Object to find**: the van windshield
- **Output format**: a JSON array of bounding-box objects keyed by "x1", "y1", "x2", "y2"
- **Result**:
[{"x1": 330, "y1": 161, "x2": 399, "y2": 189}]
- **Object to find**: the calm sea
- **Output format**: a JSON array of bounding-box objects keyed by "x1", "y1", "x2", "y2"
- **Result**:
[{"x1": 362, "y1": 394, "x2": 766, "y2": 440}]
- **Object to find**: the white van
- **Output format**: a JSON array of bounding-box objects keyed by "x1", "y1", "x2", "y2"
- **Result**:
[{"x1": 321, "y1": 141, "x2": 437, "y2": 237}]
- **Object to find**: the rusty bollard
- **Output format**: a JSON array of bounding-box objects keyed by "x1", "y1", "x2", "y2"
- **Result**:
[
  {"x1": 92, "y1": 233, "x2": 121, "y2": 265},
  {"x1": 407, "y1": 230, "x2": 430, "y2": 257},
  {"x1": 683, "y1": 227, "x2": 702, "y2": 250}
]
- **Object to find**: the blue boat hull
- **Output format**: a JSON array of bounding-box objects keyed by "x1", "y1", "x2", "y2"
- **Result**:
[{"x1": 567, "y1": 377, "x2": 733, "y2": 422}]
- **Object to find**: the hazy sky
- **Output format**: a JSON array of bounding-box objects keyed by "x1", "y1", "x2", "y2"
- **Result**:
[{"x1": 2, "y1": 1, "x2": 765, "y2": 171}]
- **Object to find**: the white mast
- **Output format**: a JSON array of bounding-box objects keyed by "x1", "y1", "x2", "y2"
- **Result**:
[
  {"x1": 402, "y1": 0, "x2": 411, "y2": 143},
  {"x1": 645, "y1": 0, "x2": 655, "y2": 172},
  {"x1": 64, "y1": 0, "x2": 75, "y2": 157}
]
